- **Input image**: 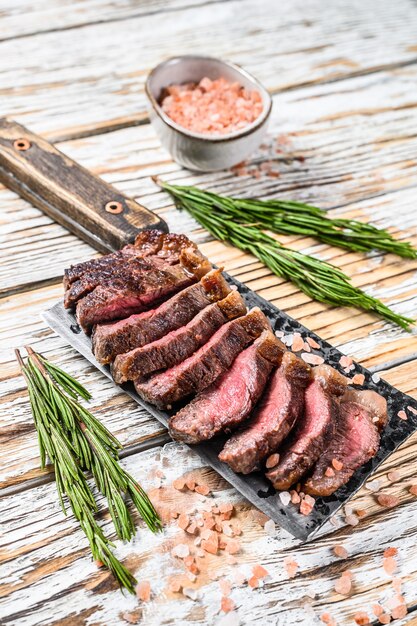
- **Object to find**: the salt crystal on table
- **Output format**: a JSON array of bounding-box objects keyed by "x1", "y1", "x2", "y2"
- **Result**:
[
  {"x1": 264, "y1": 519, "x2": 275, "y2": 535},
  {"x1": 182, "y1": 587, "x2": 198, "y2": 601},
  {"x1": 172, "y1": 544, "x2": 190, "y2": 558},
  {"x1": 279, "y1": 491, "x2": 291, "y2": 506},
  {"x1": 371, "y1": 373, "x2": 381, "y2": 383}
]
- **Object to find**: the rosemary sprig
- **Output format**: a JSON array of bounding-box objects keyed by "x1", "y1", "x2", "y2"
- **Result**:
[
  {"x1": 156, "y1": 179, "x2": 414, "y2": 330},
  {"x1": 157, "y1": 180, "x2": 417, "y2": 258},
  {"x1": 16, "y1": 348, "x2": 162, "y2": 593}
]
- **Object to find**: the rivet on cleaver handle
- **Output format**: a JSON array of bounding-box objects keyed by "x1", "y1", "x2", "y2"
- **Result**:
[{"x1": 0, "y1": 118, "x2": 168, "y2": 252}]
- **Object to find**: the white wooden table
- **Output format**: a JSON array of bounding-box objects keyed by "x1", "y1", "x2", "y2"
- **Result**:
[{"x1": 1, "y1": 1, "x2": 417, "y2": 624}]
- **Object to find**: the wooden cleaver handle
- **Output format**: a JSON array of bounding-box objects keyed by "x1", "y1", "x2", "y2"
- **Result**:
[{"x1": 0, "y1": 119, "x2": 168, "y2": 252}]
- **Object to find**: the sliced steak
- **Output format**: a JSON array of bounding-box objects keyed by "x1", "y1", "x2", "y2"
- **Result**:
[
  {"x1": 64, "y1": 233, "x2": 200, "y2": 308},
  {"x1": 112, "y1": 290, "x2": 246, "y2": 383},
  {"x1": 135, "y1": 308, "x2": 271, "y2": 409},
  {"x1": 63, "y1": 230, "x2": 168, "y2": 289},
  {"x1": 76, "y1": 247, "x2": 212, "y2": 333},
  {"x1": 304, "y1": 399, "x2": 381, "y2": 496},
  {"x1": 219, "y1": 351, "x2": 311, "y2": 474},
  {"x1": 169, "y1": 331, "x2": 284, "y2": 444},
  {"x1": 266, "y1": 364, "x2": 347, "y2": 491},
  {"x1": 342, "y1": 389, "x2": 387, "y2": 431},
  {"x1": 92, "y1": 269, "x2": 231, "y2": 364}
]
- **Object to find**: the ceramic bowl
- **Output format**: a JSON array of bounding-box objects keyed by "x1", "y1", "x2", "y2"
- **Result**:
[{"x1": 145, "y1": 55, "x2": 272, "y2": 172}]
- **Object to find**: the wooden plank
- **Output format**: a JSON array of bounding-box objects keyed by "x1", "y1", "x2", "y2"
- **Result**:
[
  {"x1": 0, "y1": 0, "x2": 219, "y2": 41},
  {"x1": 2, "y1": 430, "x2": 417, "y2": 626},
  {"x1": 2, "y1": 0, "x2": 417, "y2": 137}
]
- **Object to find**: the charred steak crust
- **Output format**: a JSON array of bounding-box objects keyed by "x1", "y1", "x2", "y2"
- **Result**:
[
  {"x1": 112, "y1": 290, "x2": 247, "y2": 384},
  {"x1": 169, "y1": 330, "x2": 285, "y2": 444},
  {"x1": 219, "y1": 351, "x2": 311, "y2": 474},
  {"x1": 134, "y1": 308, "x2": 271, "y2": 409},
  {"x1": 92, "y1": 269, "x2": 231, "y2": 364},
  {"x1": 265, "y1": 364, "x2": 347, "y2": 490},
  {"x1": 304, "y1": 400, "x2": 380, "y2": 496},
  {"x1": 63, "y1": 230, "x2": 168, "y2": 289},
  {"x1": 75, "y1": 248, "x2": 212, "y2": 333}
]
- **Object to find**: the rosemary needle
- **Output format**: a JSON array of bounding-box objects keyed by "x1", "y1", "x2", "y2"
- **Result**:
[
  {"x1": 16, "y1": 348, "x2": 162, "y2": 593},
  {"x1": 156, "y1": 179, "x2": 414, "y2": 331}
]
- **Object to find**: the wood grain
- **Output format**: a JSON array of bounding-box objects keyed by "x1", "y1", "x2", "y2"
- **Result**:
[
  {"x1": 2, "y1": 438, "x2": 417, "y2": 626},
  {"x1": 2, "y1": 0, "x2": 417, "y2": 138},
  {"x1": 0, "y1": 0, "x2": 222, "y2": 41}
]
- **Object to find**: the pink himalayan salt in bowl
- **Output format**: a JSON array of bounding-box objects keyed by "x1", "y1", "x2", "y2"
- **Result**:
[
  {"x1": 145, "y1": 56, "x2": 272, "y2": 172},
  {"x1": 160, "y1": 77, "x2": 264, "y2": 136}
]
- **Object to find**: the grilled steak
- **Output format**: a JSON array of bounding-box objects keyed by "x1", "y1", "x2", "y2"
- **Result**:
[
  {"x1": 304, "y1": 399, "x2": 381, "y2": 496},
  {"x1": 135, "y1": 308, "x2": 271, "y2": 409},
  {"x1": 219, "y1": 351, "x2": 311, "y2": 474},
  {"x1": 341, "y1": 389, "x2": 387, "y2": 431},
  {"x1": 169, "y1": 331, "x2": 285, "y2": 444},
  {"x1": 112, "y1": 290, "x2": 246, "y2": 384},
  {"x1": 92, "y1": 269, "x2": 231, "y2": 364},
  {"x1": 63, "y1": 230, "x2": 191, "y2": 289},
  {"x1": 76, "y1": 247, "x2": 211, "y2": 333},
  {"x1": 266, "y1": 364, "x2": 347, "y2": 491}
]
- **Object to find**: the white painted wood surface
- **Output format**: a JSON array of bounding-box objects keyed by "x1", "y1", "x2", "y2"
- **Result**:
[{"x1": 1, "y1": 0, "x2": 417, "y2": 624}]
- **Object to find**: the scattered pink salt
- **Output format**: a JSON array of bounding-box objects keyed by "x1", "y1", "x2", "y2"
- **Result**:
[
  {"x1": 221, "y1": 596, "x2": 235, "y2": 613},
  {"x1": 339, "y1": 355, "x2": 353, "y2": 367},
  {"x1": 384, "y1": 547, "x2": 398, "y2": 558},
  {"x1": 332, "y1": 458, "x2": 344, "y2": 471},
  {"x1": 325, "y1": 466, "x2": 335, "y2": 477},
  {"x1": 353, "y1": 611, "x2": 370, "y2": 625},
  {"x1": 333, "y1": 544, "x2": 348, "y2": 559},
  {"x1": 407, "y1": 405, "x2": 417, "y2": 416},
  {"x1": 168, "y1": 579, "x2": 183, "y2": 593},
  {"x1": 352, "y1": 373, "x2": 365, "y2": 385},
  {"x1": 301, "y1": 353, "x2": 324, "y2": 365},
  {"x1": 219, "y1": 579, "x2": 232, "y2": 596},
  {"x1": 300, "y1": 494, "x2": 315, "y2": 516},
  {"x1": 225, "y1": 539, "x2": 240, "y2": 555},
  {"x1": 252, "y1": 564, "x2": 269, "y2": 579},
  {"x1": 161, "y1": 77, "x2": 263, "y2": 136},
  {"x1": 383, "y1": 557, "x2": 398, "y2": 575},
  {"x1": 377, "y1": 493, "x2": 400, "y2": 508},
  {"x1": 409, "y1": 484, "x2": 417, "y2": 496},
  {"x1": 172, "y1": 478, "x2": 186, "y2": 491},
  {"x1": 387, "y1": 470, "x2": 400, "y2": 482},
  {"x1": 306, "y1": 337, "x2": 320, "y2": 349},
  {"x1": 283, "y1": 556, "x2": 299, "y2": 578},
  {"x1": 334, "y1": 572, "x2": 352, "y2": 595},
  {"x1": 397, "y1": 410, "x2": 408, "y2": 421},
  {"x1": 136, "y1": 580, "x2": 151, "y2": 602},
  {"x1": 248, "y1": 576, "x2": 259, "y2": 589},
  {"x1": 177, "y1": 513, "x2": 189, "y2": 530},
  {"x1": 292, "y1": 334, "x2": 305, "y2": 352}
]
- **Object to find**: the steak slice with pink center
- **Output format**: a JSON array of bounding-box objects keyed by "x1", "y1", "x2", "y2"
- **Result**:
[
  {"x1": 303, "y1": 393, "x2": 385, "y2": 496},
  {"x1": 92, "y1": 269, "x2": 231, "y2": 364},
  {"x1": 76, "y1": 247, "x2": 212, "y2": 333},
  {"x1": 266, "y1": 364, "x2": 347, "y2": 490},
  {"x1": 135, "y1": 308, "x2": 271, "y2": 409},
  {"x1": 219, "y1": 351, "x2": 311, "y2": 474},
  {"x1": 112, "y1": 290, "x2": 246, "y2": 383},
  {"x1": 169, "y1": 330, "x2": 285, "y2": 444}
]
